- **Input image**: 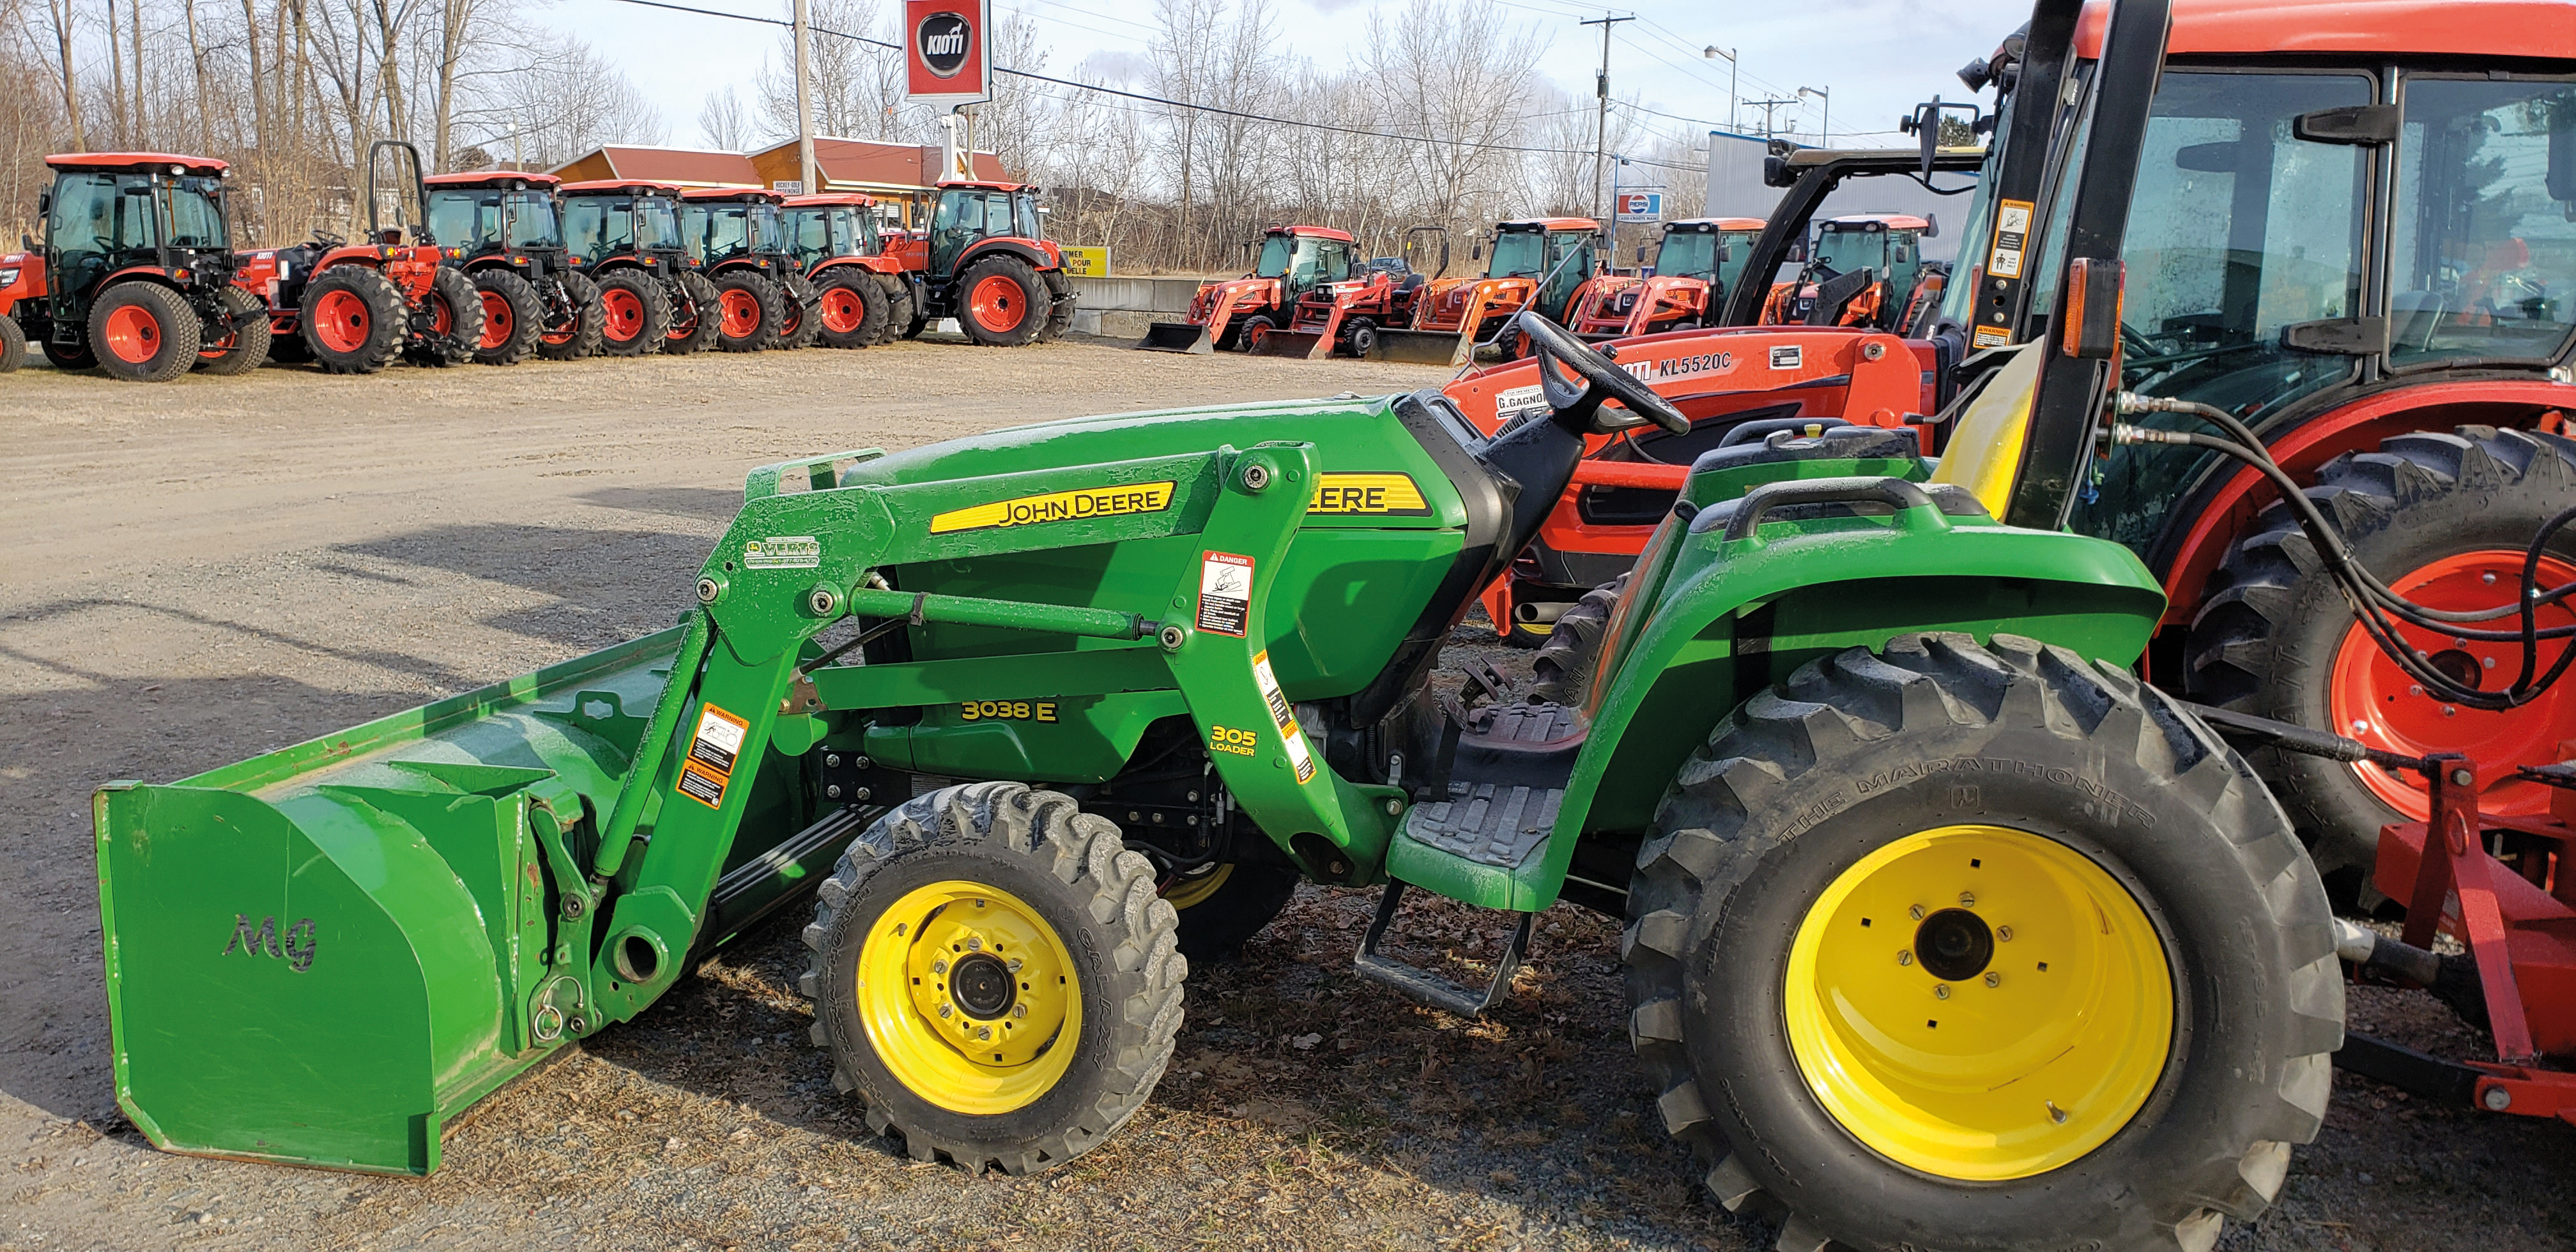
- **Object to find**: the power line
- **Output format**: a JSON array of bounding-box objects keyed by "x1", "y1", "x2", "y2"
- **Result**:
[{"x1": 610, "y1": 0, "x2": 1685, "y2": 162}]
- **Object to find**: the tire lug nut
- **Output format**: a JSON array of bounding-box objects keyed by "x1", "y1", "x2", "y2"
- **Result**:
[
  {"x1": 937, "y1": 1004, "x2": 952, "y2": 1019},
  {"x1": 1897, "y1": 950, "x2": 1914, "y2": 966},
  {"x1": 978, "y1": 1027, "x2": 993, "y2": 1041},
  {"x1": 1984, "y1": 972, "x2": 2002, "y2": 988},
  {"x1": 1997, "y1": 926, "x2": 2014, "y2": 942},
  {"x1": 1908, "y1": 904, "x2": 1925, "y2": 921},
  {"x1": 967, "y1": 936, "x2": 983, "y2": 951},
  {"x1": 1008, "y1": 958, "x2": 1023, "y2": 972},
  {"x1": 1958, "y1": 891, "x2": 1976, "y2": 908},
  {"x1": 1934, "y1": 984, "x2": 1951, "y2": 999},
  {"x1": 1012, "y1": 1004, "x2": 1027, "y2": 1018},
  {"x1": 932, "y1": 959, "x2": 947, "y2": 975}
]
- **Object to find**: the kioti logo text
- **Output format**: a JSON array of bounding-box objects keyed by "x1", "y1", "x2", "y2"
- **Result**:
[{"x1": 917, "y1": 11, "x2": 972, "y2": 77}]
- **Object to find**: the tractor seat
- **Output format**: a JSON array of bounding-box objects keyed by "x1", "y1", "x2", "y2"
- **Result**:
[
  {"x1": 1397, "y1": 273, "x2": 1424, "y2": 293},
  {"x1": 1693, "y1": 423, "x2": 1919, "y2": 473}
]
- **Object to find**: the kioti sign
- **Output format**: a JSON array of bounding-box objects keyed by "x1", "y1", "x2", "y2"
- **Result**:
[{"x1": 907, "y1": 0, "x2": 993, "y2": 107}]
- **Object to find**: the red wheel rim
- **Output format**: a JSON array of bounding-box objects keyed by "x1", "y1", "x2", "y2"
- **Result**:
[
  {"x1": 669, "y1": 305, "x2": 697, "y2": 340},
  {"x1": 311, "y1": 289, "x2": 371, "y2": 355},
  {"x1": 429, "y1": 292, "x2": 455, "y2": 336},
  {"x1": 102, "y1": 302, "x2": 162, "y2": 363},
  {"x1": 820, "y1": 287, "x2": 864, "y2": 333},
  {"x1": 1243, "y1": 323, "x2": 1270, "y2": 352},
  {"x1": 720, "y1": 289, "x2": 761, "y2": 338},
  {"x1": 602, "y1": 287, "x2": 644, "y2": 342},
  {"x1": 2328, "y1": 549, "x2": 2576, "y2": 820},
  {"x1": 969, "y1": 274, "x2": 1025, "y2": 333},
  {"x1": 479, "y1": 290, "x2": 513, "y2": 349}
]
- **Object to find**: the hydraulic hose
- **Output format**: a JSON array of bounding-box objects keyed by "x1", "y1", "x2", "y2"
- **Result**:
[{"x1": 2110, "y1": 392, "x2": 2576, "y2": 712}]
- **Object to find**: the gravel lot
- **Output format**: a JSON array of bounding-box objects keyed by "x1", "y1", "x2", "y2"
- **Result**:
[{"x1": 3, "y1": 335, "x2": 2569, "y2": 1251}]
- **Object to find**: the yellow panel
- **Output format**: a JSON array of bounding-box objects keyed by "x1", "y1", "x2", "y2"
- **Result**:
[{"x1": 1928, "y1": 343, "x2": 2044, "y2": 519}]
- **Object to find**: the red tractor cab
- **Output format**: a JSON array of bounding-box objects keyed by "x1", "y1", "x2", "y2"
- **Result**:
[
  {"x1": 1374, "y1": 217, "x2": 1600, "y2": 366},
  {"x1": 235, "y1": 140, "x2": 482, "y2": 373},
  {"x1": 1137, "y1": 225, "x2": 1357, "y2": 353},
  {"x1": 1567, "y1": 217, "x2": 1767, "y2": 339},
  {"x1": 879, "y1": 179, "x2": 1073, "y2": 347},
  {"x1": 1760, "y1": 212, "x2": 1941, "y2": 333},
  {"x1": 0, "y1": 152, "x2": 268, "y2": 381},
  {"x1": 780, "y1": 193, "x2": 912, "y2": 349},
  {"x1": 424, "y1": 170, "x2": 604, "y2": 364},
  {"x1": 678, "y1": 187, "x2": 818, "y2": 353},
  {"x1": 559, "y1": 178, "x2": 712, "y2": 356}
]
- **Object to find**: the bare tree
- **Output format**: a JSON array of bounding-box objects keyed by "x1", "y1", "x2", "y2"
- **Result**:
[{"x1": 698, "y1": 85, "x2": 753, "y2": 151}]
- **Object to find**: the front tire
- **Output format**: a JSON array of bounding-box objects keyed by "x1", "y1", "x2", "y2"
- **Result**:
[
  {"x1": 299, "y1": 265, "x2": 404, "y2": 374},
  {"x1": 471, "y1": 268, "x2": 545, "y2": 365},
  {"x1": 595, "y1": 270, "x2": 671, "y2": 357},
  {"x1": 194, "y1": 285, "x2": 272, "y2": 375},
  {"x1": 666, "y1": 270, "x2": 721, "y2": 355},
  {"x1": 711, "y1": 271, "x2": 785, "y2": 352},
  {"x1": 89, "y1": 282, "x2": 201, "y2": 382},
  {"x1": 408, "y1": 266, "x2": 485, "y2": 366},
  {"x1": 956, "y1": 256, "x2": 1044, "y2": 346},
  {"x1": 1161, "y1": 860, "x2": 1300, "y2": 965},
  {"x1": 812, "y1": 268, "x2": 889, "y2": 349},
  {"x1": 0, "y1": 313, "x2": 24, "y2": 374},
  {"x1": 803, "y1": 782, "x2": 1184, "y2": 1174},
  {"x1": 1625, "y1": 632, "x2": 2340, "y2": 1252},
  {"x1": 537, "y1": 270, "x2": 605, "y2": 360},
  {"x1": 2186, "y1": 427, "x2": 2576, "y2": 893}
]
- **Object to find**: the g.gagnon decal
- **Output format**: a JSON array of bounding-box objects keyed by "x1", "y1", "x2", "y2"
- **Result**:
[{"x1": 929, "y1": 481, "x2": 1176, "y2": 533}]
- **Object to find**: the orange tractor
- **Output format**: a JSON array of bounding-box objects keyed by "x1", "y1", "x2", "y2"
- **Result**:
[
  {"x1": 1758, "y1": 212, "x2": 1945, "y2": 333},
  {"x1": 1371, "y1": 217, "x2": 1600, "y2": 366},
  {"x1": 1565, "y1": 216, "x2": 1767, "y2": 340},
  {"x1": 878, "y1": 179, "x2": 1075, "y2": 347},
  {"x1": 678, "y1": 187, "x2": 820, "y2": 353},
  {"x1": 558, "y1": 178, "x2": 714, "y2": 356},
  {"x1": 237, "y1": 141, "x2": 482, "y2": 374},
  {"x1": 1252, "y1": 225, "x2": 1452, "y2": 360},
  {"x1": 0, "y1": 151, "x2": 270, "y2": 381},
  {"x1": 424, "y1": 170, "x2": 604, "y2": 365},
  {"x1": 781, "y1": 193, "x2": 914, "y2": 349},
  {"x1": 1136, "y1": 225, "x2": 1358, "y2": 353}
]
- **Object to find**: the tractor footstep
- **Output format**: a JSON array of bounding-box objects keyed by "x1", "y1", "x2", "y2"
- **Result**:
[{"x1": 1353, "y1": 881, "x2": 1535, "y2": 1018}]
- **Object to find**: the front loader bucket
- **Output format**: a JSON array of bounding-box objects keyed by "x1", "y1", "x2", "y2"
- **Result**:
[
  {"x1": 93, "y1": 630, "x2": 686, "y2": 1175},
  {"x1": 1367, "y1": 328, "x2": 1473, "y2": 367},
  {"x1": 1136, "y1": 321, "x2": 1214, "y2": 353},
  {"x1": 1248, "y1": 329, "x2": 1332, "y2": 360}
]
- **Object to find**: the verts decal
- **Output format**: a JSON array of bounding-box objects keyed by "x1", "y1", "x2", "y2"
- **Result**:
[{"x1": 929, "y1": 481, "x2": 1176, "y2": 534}]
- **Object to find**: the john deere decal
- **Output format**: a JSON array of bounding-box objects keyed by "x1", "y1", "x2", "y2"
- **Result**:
[
  {"x1": 929, "y1": 481, "x2": 1177, "y2": 534},
  {"x1": 1307, "y1": 473, "x2": 1431, "y2": 516}
]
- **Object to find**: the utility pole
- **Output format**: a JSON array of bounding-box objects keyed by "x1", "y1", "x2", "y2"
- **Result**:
[
  {"x1": 1745, "y1": 96, "x2": 1797, "y2": 141},
  {"x1": 1704, "y1": 47, "x2": 1737, "y2": 133},
  {"x1": 1579, "y1": 12, "x2": 1634, "y2": 222},
  {"x1": 793, "y1": 0, "x2": 819, "y2": 194}
]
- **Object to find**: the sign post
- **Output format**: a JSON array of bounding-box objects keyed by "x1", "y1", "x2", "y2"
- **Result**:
[{"x1": 907, "y1": 0, "x2": 995, "y2": 183}]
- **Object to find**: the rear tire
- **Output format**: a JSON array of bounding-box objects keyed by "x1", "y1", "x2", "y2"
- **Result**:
[
  {"x1": 1625, "y1": 632, "x2": 2339, "y2": 1252},
  {"x1": 194, "y1": 285, "x2": 272, "y2": 375},
  {"x1": 2, "y1": 312, "x2": 33, "y2": 374},
  {"x1": 89, "y1": 282, "x2": 201, "y2": 382},
  {"x1": 778, "y1": 279, "x2": 823, "y2": 350},
  {"x1": 813, "y1": 268, "x2": 889, "y2": 349},
  {"x1": 471, "y1": 268, "x2": 544, "y2": 365},
  {"x1": 1162, "y1": 861, "x2": 1300, "y2": 965},
  {"x1": 1038, "y1": 271, "x2": 1072, "y2": 343},
  {"x1": 299, "y1": 266, "x2": 404, "y2": 374},
  {"x1": 595, "y1": 269, "x2": 671, "y2": 357},
  {"x1": 666, "y1": 270, "x2": 721, "y2": 355},
  {"x1": 878, "y1": 275, "x2": 915, "y2": 346},
  {"x1": 42, "y1": 328, "x2": 97, "y2": 370},
  {"x1": 537, "y1": 270, "x2": 605, "y2": 360},
  {"x1": 802, "y1": 782, "x2": 1184, "y2": 1174},
  {"x1": 712, "y1": 271, "x2": 785, "y2": 352},
  {"x1": 2185, "y1": 426, "x2": 2576, "y2": 897},
  {"x1": 956, "y1": 255, "x2": 1044, "y2": 347},
  {"x1": 408, "y1": 266, "x2": 485, "y2": 366}
]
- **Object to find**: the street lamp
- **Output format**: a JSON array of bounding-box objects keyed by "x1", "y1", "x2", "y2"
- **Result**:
[
  {"x1": 1798, "y1": 85, "x2": 1830, "y2": 145},
  {"x1": 1705, "y1": 46, "x2": 1738, "y2": 133}
]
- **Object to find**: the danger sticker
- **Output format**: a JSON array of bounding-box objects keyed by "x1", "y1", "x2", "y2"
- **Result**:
[
  {"x1": 1972, "y1": 325, "x2": 2012, "y2": 349},
  {"x1": 1769, "y1": 344, "x2": 1803, "y2": 370},
  {"x1": 742, "y1": 536, "x2": 822, "y2": 569},
  {"x1": 687, "y1": 703, "x2": 749, "y2": 775},
  {"x1": 1197, "y1": 551, "x2": 1252, "y2": 637},
  {"x1": 677, "y1": 761, "x2": 728, "y2": 809},
  {"x1": 1988, "y1": 199, "x2": 2035, "y2": 280},
  {"x1": 1252, "y1": 650, "x2": 1315, "y2": 784}
]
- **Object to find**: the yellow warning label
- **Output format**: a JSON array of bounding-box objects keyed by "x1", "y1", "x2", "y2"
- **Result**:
[
  {"x1": 930, "y1": 481, "x2": 1176, "y2": 534},
  {"x1": 1307, "y1": 473, "x2": 1431, "y2": 516}
]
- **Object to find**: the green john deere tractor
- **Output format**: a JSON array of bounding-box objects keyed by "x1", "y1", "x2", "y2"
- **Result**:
[{"x1": 93, "y1": 8, "x2": 2336, "y2": 1244}]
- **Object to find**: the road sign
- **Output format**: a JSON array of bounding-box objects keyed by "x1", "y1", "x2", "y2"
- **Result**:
[
  {"x1": 1616, "y1": 191, "x2": 1663, "y2": 223},
  {"x1": 1059, "y1": 245, "x2": 1110, "y2": 277},
  {"x1": 906, "y1": 0, "x2": 993, "y2": 108},
  {"x1": 771, "y1": 180, "x2": 806, "y2": 195}
]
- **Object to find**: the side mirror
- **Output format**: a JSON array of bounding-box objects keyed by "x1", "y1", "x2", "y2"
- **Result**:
[
  {"x1": 1717, "y1": 242, "x2": 1733, "y2": 263},
  {"x1": 1922, "y1": 213, "x2": 1938, "y2": 240},
  {"x1": 1636, "y1": 245, "x2": 1648, "y2": 264},
  {"x1": 36, "y1": 189, "x2": 49, "y2": 217},
  {"x1": 1471, "y1": 242, "x2": 1483, "y2": 261},
  {"x1": 2552, "y1": 92, "x2": 2576, "y2": 203}
]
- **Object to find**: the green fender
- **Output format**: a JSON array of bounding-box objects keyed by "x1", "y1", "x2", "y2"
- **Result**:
[{"x1": 1499, "y1": 494, "x2": 2163, "y2": 912}]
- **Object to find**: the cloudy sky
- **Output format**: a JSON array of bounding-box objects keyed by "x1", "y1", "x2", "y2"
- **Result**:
[{"x1": 555, "y1": 0, "x2": 2033, "y2": 158}]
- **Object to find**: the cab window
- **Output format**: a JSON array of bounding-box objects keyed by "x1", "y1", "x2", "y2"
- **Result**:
[
  {"x1": 163, "y1": 177, "x2": 227, "y2": 249},
  {"x1": 562, "y1": 199, "x2": 609, "y2": 263},
  {"x1": 2389, "y1": 77, "x2": 2576, "y2": 365},
  {"x1": 785, "y1": 209, "x2": 831, "y2": 268},
  {"x1": 49, "y1": 173, "x2": 139, "y2": 254},
  {"x1": 504, "y1": 190, "x2": 560, "y2": 249},
  {"x1": 426, "y1": 190, "x2": 499, "y2": 250}
]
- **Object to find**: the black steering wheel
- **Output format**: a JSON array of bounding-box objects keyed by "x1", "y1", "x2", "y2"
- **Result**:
[{"x1": 1514, "y1": 311, "x2": 1689, "y2": 435}]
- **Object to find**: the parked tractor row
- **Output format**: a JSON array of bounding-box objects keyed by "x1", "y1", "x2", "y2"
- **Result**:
[
  {"x1": 0, "y1": 143, "x2": 1077, "y2": 382},
  {"x1": 1139, "y1": 209, "x2": 1949, "y2": 367}
]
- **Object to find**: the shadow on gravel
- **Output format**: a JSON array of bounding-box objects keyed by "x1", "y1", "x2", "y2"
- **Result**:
[{"x1": 574, "y1": 485, "x2": 747, "y2": 522}]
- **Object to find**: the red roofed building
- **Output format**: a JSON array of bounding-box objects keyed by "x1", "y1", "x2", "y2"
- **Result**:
[
  {"x1": 548, "y1": 144, "x2": 763, "y2": 189},
  {"x1": 746, "y1": 137, "x2": 1009, "y2": 228}
]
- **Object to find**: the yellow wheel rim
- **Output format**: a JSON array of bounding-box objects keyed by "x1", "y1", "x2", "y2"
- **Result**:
[
  {"x1": 1782, "y1": 825, "x2": 2173, "y2": 1180},
  {"x1": 856, "y1": 880, "x2": 1081, "y2": 1116},
  {"x1": 1161, "y1": 862, "x2": 1233, "y2": 910}
]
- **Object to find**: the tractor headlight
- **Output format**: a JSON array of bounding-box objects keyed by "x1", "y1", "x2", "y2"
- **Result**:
[{"x1": 0, "y1": 268, "x2": 16, "y2": 287}]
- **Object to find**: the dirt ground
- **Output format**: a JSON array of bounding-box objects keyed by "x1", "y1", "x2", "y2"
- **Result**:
[{"x1": 1, "y1": 335, "x2": 2569, "y2": 1252}]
